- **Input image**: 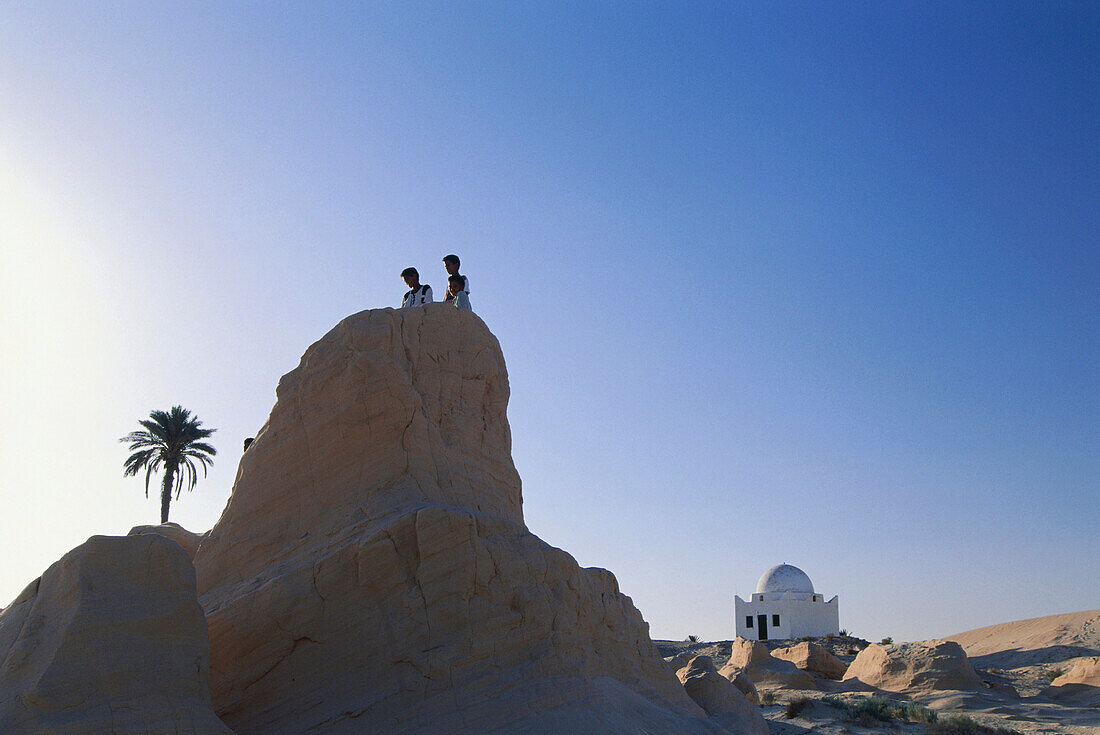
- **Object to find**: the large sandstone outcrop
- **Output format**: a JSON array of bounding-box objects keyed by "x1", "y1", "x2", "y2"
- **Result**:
[
  {"x1": 772, "y1": 641, "x2": 848, "y2": 679},
  {"x1": 0, "y1": 534, "x2": 231, "y2": 734},
  {"x1": 842, "y1": 640, "x2": 982, "y2": 693},
  {"x1": 718, "y1": 637, "x2": 816, "y2": 690},
  {"x1": 194, "y1": 306, "x2": 726, "y2": 733},
  {"x1": 677, "y1": 656, "x2": 768, "y2": 735}
]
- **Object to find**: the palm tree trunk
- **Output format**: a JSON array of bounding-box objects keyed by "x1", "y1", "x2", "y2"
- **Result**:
[{"x1": 160, "y1": 464, "x2": 175, "y2": 523}]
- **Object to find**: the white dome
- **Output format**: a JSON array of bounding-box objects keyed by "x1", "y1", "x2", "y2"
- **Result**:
[{"x1": 755, "y1": 564, "x2": 814, "y2": 594}]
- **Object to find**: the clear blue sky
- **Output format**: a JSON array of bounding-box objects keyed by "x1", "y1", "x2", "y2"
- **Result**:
[{"x1": 1, "y1": 2, "x2": 1097, "y2": 643}]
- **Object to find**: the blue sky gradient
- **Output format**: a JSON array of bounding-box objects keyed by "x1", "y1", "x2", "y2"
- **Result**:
[{"x1": 1, "y1": 2, "x2": 1097, "y2": 641}]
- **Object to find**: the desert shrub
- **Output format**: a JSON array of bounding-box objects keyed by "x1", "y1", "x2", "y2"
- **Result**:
[
  {"x1": 838, "y1": 628, "x2": 849, "y2": 636},
  {"x1": 799, "y1": 635, "x2": 813, "y2": 642},
  {"x1": 897, "y1": 701, "x2": 938, "y2": 724},
  {"x1": 822, "y1": 695, "x2": 938, "y2": 726},
  {"x1": 824, "y1": 633, "x2": 835, "y2": 641},
  {"x1": 930, "y1": 714, "x2": 1019, "y2": 735},
  {"x1": 685, "y1": 634, "x2": 701, "y2": 643},
  {"x1": 1043, "y1": 666, "x2": 1065, "y2": 681},
  {"x1": 879, "y1": 636, "x2": 893, "y2": 645},
  {"x1": 846, "y1": 647, "x2": 859, "y2": 655},
  {"x1": 850, "y1": 697, "x2": 901, "y2": 723},
  {"x1": 761, "y1": 690, "x2": 777, "y2": 706},
  {"x1": 784, "y1": 696, "x2": 813, "y2": 719}
]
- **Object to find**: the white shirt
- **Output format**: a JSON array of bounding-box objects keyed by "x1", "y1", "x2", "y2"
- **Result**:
[
  {"x1": 401, "y1": 285, "x2": 433, "y2": 308},
  {"x1": 453, "y1": 290, "x2": 472, "y2": 311},
  {"x1": 447, "y1": 274, "x2": 470, "y2": 293}
]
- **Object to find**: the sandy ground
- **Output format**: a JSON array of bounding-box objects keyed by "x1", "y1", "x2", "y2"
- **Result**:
[{"x1": 655, "y1": 610, "x2": 1100, "y2": 734}]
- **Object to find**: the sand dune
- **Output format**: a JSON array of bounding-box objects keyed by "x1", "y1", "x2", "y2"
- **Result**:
[{"x1": 943, "y1": 610, "x2": 1100, "y2": 669}]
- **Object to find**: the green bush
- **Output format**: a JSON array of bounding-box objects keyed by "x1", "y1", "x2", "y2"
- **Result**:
[
  {"x1": 821, "y1": 697, "x2": 1018, "y2": 734},
  {"x1": 685, "y1": 634, "x2": 701, "y2": 643},
  {"x1": 879, "y1": 636, "x2": 894, "y2": 645},
  {"x1": 821, "y1": 695, "x2": 937, "y2": 726},
  {"x1": 761, "y1": 690, "x2": 777, "y2": 706}
]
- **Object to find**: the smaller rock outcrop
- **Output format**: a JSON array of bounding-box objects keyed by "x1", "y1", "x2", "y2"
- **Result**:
[
  {"x1": 842, "y1": 640, "x2": 982, "y2": 693},
  {"x1": 728, "y1": 670, "x2": 760, "y2": 704},
  {"x1": 677, "y1": 656, "x2": 769, "y2": 735},
  {"x1": 1043, "y1": 656, "x2": 1100, "y2": 707},
  {"x1": 772, "y1": 641, "x2": 848, "y2": 679},
  {"x1": 719, "y1": 638, "x2": 816, "y2": 690},
  {"x1": 0, "y1": 535, "x2": 231, "y2": 734}
]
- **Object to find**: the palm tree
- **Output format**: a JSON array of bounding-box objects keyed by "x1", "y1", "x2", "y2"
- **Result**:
[{"x1": 120, "y1": 406, "x2": 217, "y2": 523}]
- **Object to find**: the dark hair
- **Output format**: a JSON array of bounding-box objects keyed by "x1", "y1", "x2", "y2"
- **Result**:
[
  {"x1": 448, "y1": 274, "x2": 465, "y2": 286},
  {"x1": 400, "y1": 267, "x2": 419, "y2": 279},
  {"x1": 442, "y1": 254, "x2": 460, "y2": 267}
]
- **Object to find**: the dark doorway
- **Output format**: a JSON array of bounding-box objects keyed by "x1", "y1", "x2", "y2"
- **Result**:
[{"x1": 757, "y1": 614, "x2": 769, "y2": 641}]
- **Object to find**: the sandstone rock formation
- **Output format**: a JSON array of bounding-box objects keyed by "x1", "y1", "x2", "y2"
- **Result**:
[
  {"x1": 843, "y1": 640, "x2": 982, "y2": 693},
  {"x1": 772, "y1": 641, "x2": 848, "y2": 679},
  {"x1": 728, "y1": 670, "x2": 761, "y2": 704},
  {"x1": 677, "y1": 656, "x2": 768, "y2": 735},
  {"x1": 1044, "y1": 656, "x2": 1100, "y2": 707},
  {"x1": 127, "y1": 521, "x2": 205, "y2": 560},
  {"x1": 0, "y1": 534, "x2": 230, "y2": 734},
  {"x1": 193, "y1": 306, "x2": 727, "y2": 733},
  {"x1": 718, "y1": 637, "x2": 816, "y2": 690}
]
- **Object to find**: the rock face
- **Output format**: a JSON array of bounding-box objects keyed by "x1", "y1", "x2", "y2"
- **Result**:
[
  {"x1": 843, "y1": 640, "x2": 982, "y2": 693},
  {"x1": 718, "y1": 637, "x2": 816, "y2": 690},
  {"x1": 677, "y1": 656, "x2": 768, "y2": 735},
  {"x1": 0, "y1": 534, "x2": 231, "y2": 734},
  {"x1": 728, "y1": 670, "x2": 760, "y2": 704},
  {"x1": 194, "y1": 306, "x2": 724, "y2": 734},
  {"x1": 772, "y1": 641, "x2": 848, "y2": 679},
  {"x1": 1044, "y1": 656, "x2": 1100, "y2": 707},
  {"x1": 127, "y1": 521, "x2": 205, "y2": 560}
]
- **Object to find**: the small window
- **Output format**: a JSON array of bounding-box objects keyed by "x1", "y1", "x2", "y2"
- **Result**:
[
  {"x1": 813, "y1": 595, "x2": 818, "y2": 602},
  {"x1": 746, "y1": 616, "x2": 754, "y2": 628},
  {"x1": 772, "y1": 614, "x2": 780, "y2": 627}
]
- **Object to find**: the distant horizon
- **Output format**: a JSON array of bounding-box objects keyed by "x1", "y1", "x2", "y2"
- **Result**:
[{"x1": 2, "y1": 3, "x2": 1097, "y2": 643}]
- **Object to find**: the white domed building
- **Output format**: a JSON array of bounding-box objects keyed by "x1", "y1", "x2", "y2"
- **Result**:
[{"x1": 734, "y1": 564, "x2": 838, "y2": 641}]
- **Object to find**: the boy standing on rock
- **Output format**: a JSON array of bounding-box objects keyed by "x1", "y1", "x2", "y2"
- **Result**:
[
  {"x1": 442, "y1": 254, "x2": 469, "y2": 300},
  {"x1": 447, "y1": 275, "x2": 472, "y2": 311},
  {"x1": 400, "y1": 267, "x2": 432, "y2": 308}
]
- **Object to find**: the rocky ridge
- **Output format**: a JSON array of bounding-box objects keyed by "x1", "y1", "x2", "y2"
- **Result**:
[{"x1": 0, "y1": 306, "x2": 727, "y2": 734}]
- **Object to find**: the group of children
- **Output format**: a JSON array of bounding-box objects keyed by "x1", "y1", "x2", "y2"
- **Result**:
[{"x1": 400, "y1": 254, "x2": 472, "y2": 312}]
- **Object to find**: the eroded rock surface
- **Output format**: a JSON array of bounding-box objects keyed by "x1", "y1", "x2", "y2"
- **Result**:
[
  {"x1": 0, "y1": 534, "x2": 231, "y2": 734},
  {"x1": 127, "y1": 521, "x2": 205, "y2": 560},
  {"x1": 843, "y1": 640, "x2": 982, "y2": 693},
  {"x1": 194, "y1": 306, "x2": 724, "y2": 734},
  {"x1": 719, "y1": 637, "x2": 816, "y2": 690},
  {"x1": 1044, "y1": 656, "x2": 1100, "y2": 707},
  {"x1": 772, "y1": 641, "x2": 848, "y2": 679},
  {"x1": 677, "y1": 656, "x2": 768, "y2": 735}
]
